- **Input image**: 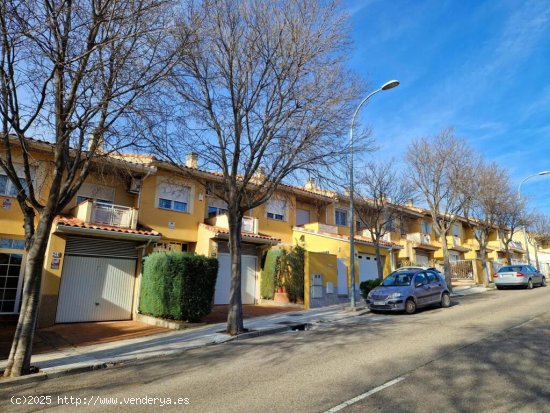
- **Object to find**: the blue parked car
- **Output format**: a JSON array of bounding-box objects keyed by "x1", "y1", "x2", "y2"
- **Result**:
[{"x1": 366, "y1": 268, "x2": 451, "y2": 314}]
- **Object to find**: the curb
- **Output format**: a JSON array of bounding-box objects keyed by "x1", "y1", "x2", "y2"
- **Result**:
[{"x1": 0, "y1": 323, "x2": 303, "y2": 389}]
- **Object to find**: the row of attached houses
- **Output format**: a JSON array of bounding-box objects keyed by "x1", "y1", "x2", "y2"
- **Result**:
[{"x1": 0, "y1": 139, "x2": 545, "y2": 327}]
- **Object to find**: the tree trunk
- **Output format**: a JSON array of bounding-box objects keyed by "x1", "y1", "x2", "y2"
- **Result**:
[
  {"x1": 226, "y1": 211, "x2": 244, "y2": 335},
  {"x1": 479, "y1": 246, "x2": 490, "y2": 285},
  {"x1": 374, "y1": 239, "x2": 383, "y2": 281},
  {"x1": 504, "y1": 244, "x2": 511, "y2": 265},
  {"x1": 440, "y1": 230, "x2": 453, "y2": 292},
  {"x1": 3, "y1": 217, "x2": 53, "y2": 377}
]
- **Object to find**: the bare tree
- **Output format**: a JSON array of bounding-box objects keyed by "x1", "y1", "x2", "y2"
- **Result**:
[
  {"x1": 354, "y1": 160, "x2": 414, "y2": 280},
  {"x1": 157, "y1": 0, "x2": 362, "y2": 334},
  {"x1": 463, "y1": 161, "x2": 509, "y2": 284},
  {"x1": 495, "y1": 192, "x2": 527, "y2": 264},
  {"x1": 405, "y1": 129, "x2": 479, "y2": 290},
  {"x1": 529, "y1": 213, "x2": 550, "y2": 247},
  {"x1": 0, "y1": 0, "x2": 175, "y2": 377}
]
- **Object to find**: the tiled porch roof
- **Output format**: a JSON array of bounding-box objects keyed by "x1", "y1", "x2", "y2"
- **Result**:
[
  {"x1": 56, "y1": 216, "x2": 160, "y2": 237},
  {"x1": 293, "y1": 226, "x2": 402, "y2": 249},
  {"x1": 200, "y1": 223, "x2": 281, "y2": 244}
]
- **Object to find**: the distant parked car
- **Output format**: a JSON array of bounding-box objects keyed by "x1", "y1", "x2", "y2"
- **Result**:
[
  {"x1": 493, "y1": 265, "x2": 546, "y2": 289},
  {"x1": 365, "y1": 268, "x2": 451, "y2": 314}
]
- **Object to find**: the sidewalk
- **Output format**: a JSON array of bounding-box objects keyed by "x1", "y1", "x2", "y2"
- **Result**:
[
  {"x1": 0, "y1": 305, "x2": 354, "y2": 387},
  {"x1": 451, "y1": 285, "x2": 491, "y2": 297},
  {"x1": 0, "y1": 286, "x2": 490, "y2": 387}
]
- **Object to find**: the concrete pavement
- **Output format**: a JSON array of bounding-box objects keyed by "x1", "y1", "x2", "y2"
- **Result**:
[
  {"x1": 0, "y1": 285, "x2": 488, "y2": 387},
  {"x1": 1, "y1": 286, "x2": 547, "y2": 412}
]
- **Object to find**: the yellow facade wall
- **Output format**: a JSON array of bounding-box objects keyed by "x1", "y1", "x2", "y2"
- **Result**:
[
  {"x1": 37, "y1": 232, "x2": 67, "y2": 327},
  {"x1": 304, "y1": 251, "x2": 337, "y2": 308},
  {"x1": 139, "y1": 173, "x2": 205, "y2": 243}
]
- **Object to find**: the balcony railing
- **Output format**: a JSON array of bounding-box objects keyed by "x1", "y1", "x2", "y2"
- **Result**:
[
  {"x1": 91, "y1": 202, "x2": 137, "y2": 228},
  {"x1": 406, "y1": 232, "x2": 432, "y2": 244},
  {"x1": 206, "y1": 214, "x2": 259, "y2": 234},
  {"x1": 71, "y1": 200, "x2": 138, "y2": 229}
]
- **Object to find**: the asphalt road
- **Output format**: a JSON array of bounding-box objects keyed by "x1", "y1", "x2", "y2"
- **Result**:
[{"x1": 1, "y1": 287, "x2": 549, "y2": 413}]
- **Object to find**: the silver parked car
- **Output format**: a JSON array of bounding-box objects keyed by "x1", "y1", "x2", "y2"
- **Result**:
[
  {"x1": 494, "y1": 265, "x2": 547, "y2": 289},
  {"x1": 366, "y1": 268, "x2": 451, "y2": 314}
]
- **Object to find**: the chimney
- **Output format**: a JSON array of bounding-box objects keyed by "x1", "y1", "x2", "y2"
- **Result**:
[
  {"x1": 254, "y1": 166, "x2": 266, "y2": 181},
  {"x1": 406, "y1": 198, "x2": 414, "y2": 207},
  {"x1": 304, "y1": 177, "x2": 316, "y2": 190},
  {"x1": 186, "y1": 152, "x2": 198, "y2": 169}
]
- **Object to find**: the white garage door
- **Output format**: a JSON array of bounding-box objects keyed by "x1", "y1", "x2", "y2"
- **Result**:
[
  {"x1": 214, "y1": 253, "x2": 257, "y2": 305},
  {"x1": 358, "y1": 254, "x2": 378, "y2": 282},
  {"x1": 56, "y1": 237, "x2": 138, "y2": 323}
]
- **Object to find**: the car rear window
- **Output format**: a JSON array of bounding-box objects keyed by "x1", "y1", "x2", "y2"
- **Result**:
[{"x1": 498, "y1": 266, "x2": 523, "y2": 273}]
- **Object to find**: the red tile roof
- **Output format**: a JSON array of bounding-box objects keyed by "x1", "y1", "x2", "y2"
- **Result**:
[
  {"x1": 56, "y1": 216, "x2": 160, "y2": 237},
  {"x1": 293, "y1": 226, "x2": 402, "y2": 249},
  {"x1": 200, "y1": 223, "x2": 280, "y2": 242}
]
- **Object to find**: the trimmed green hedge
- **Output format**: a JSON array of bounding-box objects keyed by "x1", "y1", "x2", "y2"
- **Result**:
[
  {"x1": 360, "y1": 279, "x2": 381, "y2": 299},
  {"x1": 139, "y1": 252, "x2": 218, "y2": 322},
  {"x1": 260, "y1": 249, "x2": 283, "y2": 299}
]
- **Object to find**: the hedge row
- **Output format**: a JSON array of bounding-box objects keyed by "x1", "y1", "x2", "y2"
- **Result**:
[{"x1": 139, "y1": 252, "x2": 218, "y2": 322}]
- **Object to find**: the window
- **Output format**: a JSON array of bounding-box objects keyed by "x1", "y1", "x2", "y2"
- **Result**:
[
  {"x1": 413, "y1": 273, "x2": 428, "y2": 287},
  {"x1": 0, "y1": 253, "x2": 23, "y2": 313},
  {"x1": 208, "y1": 198, "x2": 228, "y2": 218},
  {"x1": 452, "y1": 223, "x2": 461, "y2": 237},
  {"x1": 421, "y1": 221, "x2": 432, "y2": 235},
  {"x1": 76, "y1": 183, "x2": 115, "y2": 205},
  {"x1": 157, "y1": 182, "x2": 191, "y2": 213},
  {"x1": 475, "y1": 228, "x2": 483, "y2": 240},
  {"x1": 266, "y1": 198, "x2": 286, "y2": 221},
  {"x1": 335, "y1": 208, "x2": 347, "y2": 226},
  {"x1": 0, "y1": 238, "x2": 25, "y2": 250},
  {"x1": 427, "y1": 271, "x2": 440, "y2": 284},
  {"x1": 0, "y1": 173, "x2": 28, "y2": 197}
]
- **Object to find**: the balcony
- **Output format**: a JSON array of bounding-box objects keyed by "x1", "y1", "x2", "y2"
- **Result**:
[
  {"x1": 407, "y1": 232, "x2": 432, "y2": 244},
  {"x1": 360, "y1": 229, "x2": 391, "y2": 242},
  {"x1": 206, "y1": 214, "x2": 259, "y2": 234},
  {"x1": 72, "y1": 200, "x2": 138, "y2": 229}
]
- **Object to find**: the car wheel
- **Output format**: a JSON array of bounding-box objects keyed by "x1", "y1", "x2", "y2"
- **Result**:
[
  {"x1": 440, "y1": 292, "x2": 451, "y2": 308},
  {"x1": 495, "y1": 285, "x2": 502, "y2": 290},
  {"x1": 541, "y1": 277, "x2": 547, "y2": 287},
  {"x1": 405, "y1": 298, "x2": 416, "y2": 314},
  {"x1": 527, "y1": 279, "x2": 533, "y2": 289}
]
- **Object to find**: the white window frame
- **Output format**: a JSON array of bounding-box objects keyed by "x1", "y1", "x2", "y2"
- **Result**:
[
  {"x1": 0, "y1": 239, "x2": 26, "y2": 314},
  {"x1": 266, "y1": 198, "x2": 287, "y2": 221},
  {"x1": 157, "y1": 181, "x2": 192, "y2": 213},
  {"x1": 76, "y1": 183, "x2": 115, "y2": 205},
  {"x1": 421, "y1": 221, "x2": 432, "y2": 235},
  {"x1": 207, "y1": 197, "x2": 228, "y2": 218},
  {"x1": 335, "y1": 208, "x2": 348, "y2": 226},
  {"x1": 0, "y1": 166, "x2": 33, "y2": 198},
  {"x1": 452, "y1": 223, "x2": 461, "y2": 238}
]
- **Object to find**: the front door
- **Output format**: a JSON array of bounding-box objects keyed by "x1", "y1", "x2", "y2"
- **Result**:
[
  {"x1": 214, "y1": 253, "x2": 257, "y2": 305},
  {"x1": 337, "y1": 259, "x2": 348, "y2": 295}
]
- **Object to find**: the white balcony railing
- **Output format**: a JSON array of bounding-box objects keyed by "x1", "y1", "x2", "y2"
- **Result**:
[
  {"x1": 91, "y1": 202, "x2": 137, "y2": 228},
  {"x1": 206, "y1": 214, "x2": 259, "y2": 234},
  {"x1": 406, "y1": 232, "x2": 431, "y2": 244}
]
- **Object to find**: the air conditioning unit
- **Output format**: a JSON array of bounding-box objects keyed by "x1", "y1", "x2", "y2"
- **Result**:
[{"x1": 128, "y1": 176, "x2": 142, "y2": 194}]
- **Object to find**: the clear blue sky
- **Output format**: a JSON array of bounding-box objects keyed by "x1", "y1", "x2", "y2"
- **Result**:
[{"x1": 346, "y1": 0, "x2": 550, "y2": 215}]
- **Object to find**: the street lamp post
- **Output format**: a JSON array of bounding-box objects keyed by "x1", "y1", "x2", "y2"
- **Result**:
[
  {"x1": 349, "y1": 80, "x2": 399, "y2": 308},
  {"x1": 517, "y1": 171, "x2": 550, "y2": 267}
]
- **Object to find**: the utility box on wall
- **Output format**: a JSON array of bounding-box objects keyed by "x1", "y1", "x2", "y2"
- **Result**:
[{"x1": 311, "y1": 273, "x2": 323, "y2": 299}]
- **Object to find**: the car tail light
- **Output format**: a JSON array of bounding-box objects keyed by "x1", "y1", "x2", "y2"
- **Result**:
[
  {"x1": 516, "y1": 272, "x2": 524, "y2": 277},
  {"x1": 493, "y1": 273, "x2": 499, "y2": 279}
]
